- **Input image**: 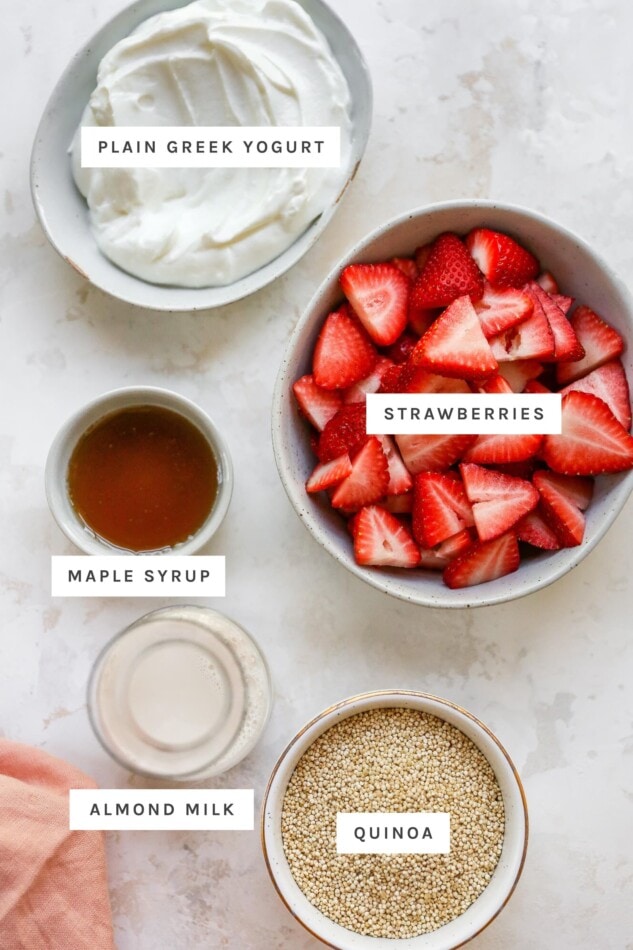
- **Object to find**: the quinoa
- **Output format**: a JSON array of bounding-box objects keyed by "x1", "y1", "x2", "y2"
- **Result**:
[{"x1": 281, "y1": 707, "x2": 505, "y2": 939}]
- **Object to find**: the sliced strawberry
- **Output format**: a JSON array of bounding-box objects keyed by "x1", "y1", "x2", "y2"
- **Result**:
[
  {"x1": 497, "y1": 360, "x2": 544, "y2": 392},
  {"x1": 465, "y1": 228, "x2": 539, "y2": 288},
  {"x1": 379, "y1": 435, "x2": 413, "y2": 495},
  {"x1": 411, "y1": 233, "x2": 484, "y2": 309},
  {"x1": 412, "y1": 472, "x2": 474, "y2": 547},
  {"x1": 555, "y1": 306, "x2": 625, "y2": 385},
  {"x1": 474, "y1": 283, "x2": 534, "y2": 338},
  {"x1": 408, "y1": 306, "x2": 438, "y2": 337},
  {"x1": 415, "y1": 243, "x2": 433, "y2": 271},
  {"x1": 443, "y1": 531, "x2": 520, "y2": 589},
  {"x1": 411, "y1": 295, "x2": 498, "y2": 379},
  {"x1": 396, "y1": 433, "x2": 477, "y2": 474},
  {"x1": 552, "y1": 294, "x2": 573, "y2": 315},
  {"x1": 390, "y1": 257, "x2": 418, "y2": 281},
  {"x1": 343, "y1": 357, "x2": 395, "y2": 405},
  {"x1": 385, "y1": 332, "x2": 418, "y2": 365},
  {"x1": 377, "y1": 365, "x2": 404, "y2": 395},
  {"x1": 396, "y1": 362, "x2": 472, "y2": 395},
  {"x1": 535, "y1": 470, "x2": 593, "y2": 512},
  {"x1": 354, "y1": 505, "x2": 420, "y2": 567},
  {"x1": 306, "y1": 454, "x2": 353, "y2": 493},
  {"x1": 463, "y1": 432, "x2": 543, "y2": 465},
  {"x1": 533, "y1": 470, "x2": 591, "y2": 546},
  {"x1": 480, "y1": 374, "x2": 514, "y2": 395},
  {"x1": 381, "y1": 492, "x2": 413, "y2": 514},
  {"x1": 516, "y1": 507, "x2": 562, "y2": 550},
  {"x1": 418, "y1": 528, "x2": 475, "y2": 570},
  {"x1": 495, "y1": 458, "x2": 540, "y2": 480},
  {"x1": 293, "y1": 375, "x2": 343, "y2": 431},
  {"x1": 331, "y1": 437, "x2": 389, "y2": 510},
  {"x1": 525, "y1": 282, "x2": 584, "y2": 362},
  {"x1": 489, "y1": 293, "x2": 555, "y2": 361},
  {"x1": 537, "y1": 271, "x2": 560, "y2": 294},
  {"x1": 523, "y1": 379, "x2": 551, "y2": 394},
  {"x1": 560, "y1": 360, "x2": 631, "y2": 430},
  {"x1": 460, "y1": 462, "x2": 539, "y2": 541},
  {"x1": 542, "y1": 390, "x2": 633, "y2": 475},
  {"x1": 317, "y1": 404, "x2": 369, "y2": 462},
  {"x1": 313, "y1": 305, "x2": 377, "y2": 390},
  {"x1": 340, "y1": 263, "x2": 409, "y2": 346}
]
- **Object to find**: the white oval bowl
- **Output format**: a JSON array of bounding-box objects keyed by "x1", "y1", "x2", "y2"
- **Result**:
[
  {"x1": 45, "y1": 386, "x2": 233, "y2": 554},
  {"x1": 30, "y1": 0, "x2": 372, "y2": 311},
  {"x1": 272, "y1": 200, "x2": 633, "y2": 608},
  {"x1": 261, "y1": 690, "x2": 528, "y2": 950}
]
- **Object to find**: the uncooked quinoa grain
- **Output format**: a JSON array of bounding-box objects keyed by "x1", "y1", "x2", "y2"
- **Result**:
[{"x1": 281, "y1": 707, "x2": 505, "y2": 939}]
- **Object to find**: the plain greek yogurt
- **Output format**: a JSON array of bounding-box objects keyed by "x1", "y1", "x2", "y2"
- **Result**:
[{"x1": 71, "y1": 0, "x2": 352, "y2": 287}]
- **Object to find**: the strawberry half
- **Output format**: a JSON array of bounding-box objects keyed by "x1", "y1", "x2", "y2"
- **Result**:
[
  {"x1": 525, "y1": 282, "x2": 584, "y2": 362},
  {"x1": 390, "y1": 257, "x2": 418, "y2": 281},
  {"x1": 412, "y1": 472, "x2": 474, "y2": 547},
  {"x1": 460, "y1": 462, "x2": 539, "y2": 541},
  {"x1": 516, "y1": 507, "x2": 562, "y2": 550},
  {"x1": 474, "y1": 282, "x2": 534, "y2": 338},
  {"x1": 489, "y1": 293, "x2": 555, "y2": 361},
  {"x1": 555, "y1": 306, "x2": 625, "y2": 385},
  {"x1": 396, "y1": 362, "x2": 472, "y2": 395},
  {"x1": 411, "y1": 295, "x2": 498, "y2": 379},
  {"x1": 343, "y1": 357, "x2": 395, "y2": 404},
  {"x1": 559, "y1": 360, "x2": 631, "y2": 430},
  {"x1": 418, "y1": 528, "x2": 475, "y2": 570},
  {"x1": 463, "y1": 431, "x2": 543, "y2": 465},
  {"x1": 293, "y1": 375, "x2": 342, "y2": 431},
  {"x1": 379, "y1": 435, "x2": 413, "y2": 495},
  {"x1": 537, "y1": 271, "x2": 560, "y2": 294},
  {"x1": 306, "y1": 454, "x2": 353, "y2": 493},
  {"x1": 395, "y1": 433, "x2": 477, "y2": 474},
  {"x1": 443, "y1": 531, "x2": 520, "y2": 588},
  {"x1": 354, "y1": 505, "x2": 420, "y2": 567},
  {"x1": 543, "y1": 391, "x2": 633, "y2": 475},
  {"x1": 466, "y1": 228, "x2": 540, "y2": 288},
  {"x1": 331, "y1": 437, "x2": 389, "y2": 510},
  {"x1": 340, "y1": 263, "x2": 409, "y2": 346},
  {"x1": 497, "y1": 360, "x2": 544, "y2": 392},
  {"x1": 317, "y1": 404, "x2": 369, "y2": 462},
  {"x1": 313, "y1": 305, "x2": 377, "y2": 390},
  {"x1": 533, "y1": 470, "x2": 593, "y2": 546},
  {"x1": 411, "y1": 233, "x2": 484, "y2": 309}
]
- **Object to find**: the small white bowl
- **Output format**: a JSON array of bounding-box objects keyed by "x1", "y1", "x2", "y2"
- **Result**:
[
  {"x1": 261, "y1": 690, "x2": 528, "y2": 950},
  {"x1": 30, "y1": 0, "x2": 372, "y2": 311},
  {"x1": 272, "y1": 200, "x2": 633, "y2": 608},
  {"x1": 45, "y1": 386, "x2": 233, "y2": 554}
]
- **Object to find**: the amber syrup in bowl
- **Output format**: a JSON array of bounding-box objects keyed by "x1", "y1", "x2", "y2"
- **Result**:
[{"x1": 67, "y1": 405, "x2": 218, "y2": 552}]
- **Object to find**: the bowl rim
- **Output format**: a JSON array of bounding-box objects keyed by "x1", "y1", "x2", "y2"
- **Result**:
[
  {"x1": 29, "y1": 0, "x2": 373, "y2": 311},
  {"x1": 44, "y1": 384, "x2": 233, "y2": 555},
  {"x1": 271, "y1": 198, "x2": 633, "y2": 608},
  {"x1": 260, "y1": 688, "x2": 529, "y2": 950}
]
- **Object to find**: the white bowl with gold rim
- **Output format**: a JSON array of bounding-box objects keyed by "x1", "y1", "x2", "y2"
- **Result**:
[{"x1": 261, "y1": 690, "x2": 528, "y2": 950}]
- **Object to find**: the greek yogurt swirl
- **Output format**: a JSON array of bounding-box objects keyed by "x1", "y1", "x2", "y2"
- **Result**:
[{"x1": 71, "y1": 0, "x2": 352, "y2": 287}]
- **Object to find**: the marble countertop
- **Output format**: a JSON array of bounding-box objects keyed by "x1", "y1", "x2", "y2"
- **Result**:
[{"x1": 2, "y1": 0, "x2": 632, "y2": 947}]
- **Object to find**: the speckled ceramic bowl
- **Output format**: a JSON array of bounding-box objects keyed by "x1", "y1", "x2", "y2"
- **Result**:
[
  {"x1": 261, "y1": 690, "x2": 528, "y2": 950},
  {"x1": 30, "y1": 0, "x2": 372, "y2": 311},
  {"x1": 271, "y1": 200, "x2": 633, "y2": 608}
]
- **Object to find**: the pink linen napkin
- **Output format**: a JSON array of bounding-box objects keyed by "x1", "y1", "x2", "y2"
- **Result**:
[{"x1": 0, "y1": 739, "x2": 114, "y2": 949}]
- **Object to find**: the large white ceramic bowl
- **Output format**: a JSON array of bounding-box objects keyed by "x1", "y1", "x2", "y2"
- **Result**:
[
  {"x1": 30, "y1": 0, "x2": 372, "y2": 311},
  {"x1": 45, "y1": 386, "x2": 233, "y2": 554},
  {"x1": 272, "y1": 200, "x2": 633, "y2": 608},
  {"x1": 261, "y1": 690, "x2": 528, "y2": 950}
]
